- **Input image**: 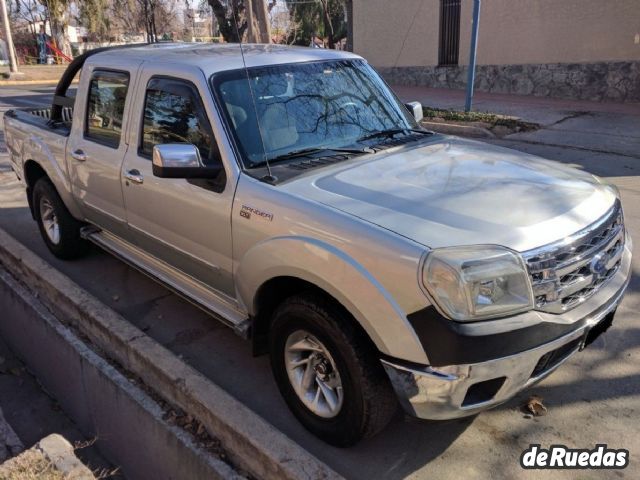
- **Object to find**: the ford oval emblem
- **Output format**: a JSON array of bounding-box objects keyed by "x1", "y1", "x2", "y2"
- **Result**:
[{"x1": 589, "y1": 252, "x2": 608, "y2": 279}]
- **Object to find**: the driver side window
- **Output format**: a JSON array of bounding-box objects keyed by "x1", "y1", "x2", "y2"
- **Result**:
[{"x1": 140, "y1": 77, "x2": 219, "y2": 165}]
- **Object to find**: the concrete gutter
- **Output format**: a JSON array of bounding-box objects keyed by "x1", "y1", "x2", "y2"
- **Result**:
[
  {"x1": 0, "y1": 228, "x2": 343, "y2": 480},
  {"x1": 0, "y1": 266, "x2": 241, "y2": 479},
  {"x1": 0, "y1": 407, "x2": 23, "y2": 462}
]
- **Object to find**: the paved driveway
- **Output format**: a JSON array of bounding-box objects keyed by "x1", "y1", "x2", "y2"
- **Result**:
[{"x1": 1, "y1": 85, "x2": 639, "y2": 479}]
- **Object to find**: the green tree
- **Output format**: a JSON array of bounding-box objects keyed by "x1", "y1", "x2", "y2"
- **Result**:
[
  {"x1": 79, "y1": 0, "x2": 112, "y2": 42},
  {"x1": 286, "y1": 0, "x2": 346, "y2": 48}
]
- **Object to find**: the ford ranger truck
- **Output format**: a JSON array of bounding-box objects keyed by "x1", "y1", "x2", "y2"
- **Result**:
[{"x1": 3, "y1": 44, "x2": 631, "y2": 447}]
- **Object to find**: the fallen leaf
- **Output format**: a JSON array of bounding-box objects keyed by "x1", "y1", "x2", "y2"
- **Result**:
[{"x1": 523, "y1": 395, "x2": 548, "y2": 416}]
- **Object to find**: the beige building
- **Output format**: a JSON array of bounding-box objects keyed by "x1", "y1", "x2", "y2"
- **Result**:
[{"x1": 353, "y1": 0, "x2": 640, "y2": 101}]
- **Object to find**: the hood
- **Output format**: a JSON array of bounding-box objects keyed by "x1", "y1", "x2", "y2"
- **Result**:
[{"x1": 281, "y1": 136, "x2": 618, "y2": 252}]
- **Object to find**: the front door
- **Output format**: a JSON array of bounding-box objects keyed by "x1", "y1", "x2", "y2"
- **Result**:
[{"x1": 121, "y1": 73, "x2": 235, "y2": 297}]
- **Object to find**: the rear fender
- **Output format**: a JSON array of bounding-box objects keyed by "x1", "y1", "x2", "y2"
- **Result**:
[{"x1": 21, "y1": 135, "x2": 83, "y2": 220}]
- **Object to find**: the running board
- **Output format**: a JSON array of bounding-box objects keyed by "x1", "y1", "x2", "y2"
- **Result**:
[{"x1": 80, "y1": 227, "x2": 251, "y2": 338}]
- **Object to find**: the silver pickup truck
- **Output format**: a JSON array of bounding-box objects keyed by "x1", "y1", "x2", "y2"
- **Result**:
[{"x1": 3, "y1": 43, "x2": 632, "y2": 446}]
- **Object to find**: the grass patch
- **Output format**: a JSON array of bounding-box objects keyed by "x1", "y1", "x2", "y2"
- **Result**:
[
  {"x1": 0, "y1": 450, "x2": 67, "y2": 480},
  {"x1": 422, "y1": 106, "x2": 538, "y2": 132},
  {"x1": 423, "y1": 107, "x2": 502, "y2": 123}
]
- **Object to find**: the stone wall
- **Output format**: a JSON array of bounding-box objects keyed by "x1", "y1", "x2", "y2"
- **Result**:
[{"x1": 378, "y1": 62, "x2": 640, "y2": 103}]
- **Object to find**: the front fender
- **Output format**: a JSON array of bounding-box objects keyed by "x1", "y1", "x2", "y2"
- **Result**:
[{"x1": 236, "y1": 236, "x2": 429, "y2": 365}]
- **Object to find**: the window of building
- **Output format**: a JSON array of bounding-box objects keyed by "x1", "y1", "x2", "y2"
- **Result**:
[
  {"x1": 85, "y1": 70, "x2": 129, "y2": 148},
  {"x1": 438, "y1": 0, "x2": 461, "y2": 66}
]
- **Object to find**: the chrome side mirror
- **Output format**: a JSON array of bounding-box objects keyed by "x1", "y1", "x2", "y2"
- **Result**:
[
  {"x1": 152, "y1": 144, "x2": 222, "y2": 179},
  {"x1": 404, "y1": 101, "x2": 424, "y2": 123},
  {"x1": 153, "y1": 143, "x2": 202, "y2": 169}
]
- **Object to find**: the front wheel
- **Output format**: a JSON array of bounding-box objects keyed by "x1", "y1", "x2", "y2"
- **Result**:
[
  {"x1": 33, "y1": 178, "x2": 89, "y2": 260},
  {"x1": 269, "y1": 292, "x2": 398, "y2": 447}
]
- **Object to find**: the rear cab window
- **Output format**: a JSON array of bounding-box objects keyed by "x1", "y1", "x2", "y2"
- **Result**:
[{"x1": 85, "y1": 70, "x2": 130, "y2": 148}]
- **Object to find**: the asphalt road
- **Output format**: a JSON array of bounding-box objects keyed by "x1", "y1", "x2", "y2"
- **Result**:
[{"x1": 1, "y1": 85, "x2": 639, "y2": 479}]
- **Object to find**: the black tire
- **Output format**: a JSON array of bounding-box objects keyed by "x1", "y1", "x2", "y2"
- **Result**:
[
  {"x1": 269, "y1": 292, "x2": 398, "y2": 447},
  {"x1": 32, "y1": 178, "x2": 89, "y2": 260}
]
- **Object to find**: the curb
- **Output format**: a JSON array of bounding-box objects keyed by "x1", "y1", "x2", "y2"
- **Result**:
[
  {"x1": 0, "y1": 228, "x2": 343, "y2": 480},
  {"x1": 0, "y1": 79, "x2": 59, "y2": 86},
  {"x1": 422, "y1": 120, "x2": 495, "y2": 138},
  {"x1": 0, "y1": 79, "x2": 77, "y2": 86}
]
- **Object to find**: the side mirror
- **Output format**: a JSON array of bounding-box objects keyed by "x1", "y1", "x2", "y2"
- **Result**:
[
  {"x1": 404, "y1": 101, "x2": 424, "y2": 123},
  {"x1": 152, "y1": 144, "x2": 222, "y2": 179}
]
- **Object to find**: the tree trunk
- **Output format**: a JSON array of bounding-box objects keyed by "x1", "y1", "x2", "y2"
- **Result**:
[
  {"x1": 60, "y1": 15, "x2": 71, "y2": 57},
  {"x1": 252, "y1": 0, "x2": 271, "y2": 43},
  {"x1": 150, "y1": 0, "x2": 157, "y2": 42},
  {"x1": 319, "y1": 0, "x2": 334, "y2": 49},
  {"x1": 209, "y1": 0, "x2": 242, "y2": 43},
  {"x1": 244, "y1": 0, "x2": 259, "y2": 42},
  {"x1": 142, "y1": 0, "x2": 149, "y2": 41}
]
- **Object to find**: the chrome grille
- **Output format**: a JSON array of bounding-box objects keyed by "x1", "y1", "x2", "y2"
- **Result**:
[{"x1": 524, "y1": 202, "x2": 625, "y2": 313}]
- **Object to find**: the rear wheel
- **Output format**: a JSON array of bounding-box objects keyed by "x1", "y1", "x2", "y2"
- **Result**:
[
  {"x1": 269, "y1": 292, "x2": 398, "y2": 446},
  {"x1": 33, "y1": 178, "x2": 88, "y2": 259}
]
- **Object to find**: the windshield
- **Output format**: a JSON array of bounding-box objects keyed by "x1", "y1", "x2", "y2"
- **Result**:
[{"x1": 211, "y1": 59, "x2": 418, "y2": 168}]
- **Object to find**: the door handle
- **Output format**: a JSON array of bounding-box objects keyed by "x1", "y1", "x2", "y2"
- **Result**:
[
  {"x1": 71, "y1": 149, "x2": 87, "y2": 162},
  {"x1": 124, "y1": 169, "x2": 144, "y2": 185}
]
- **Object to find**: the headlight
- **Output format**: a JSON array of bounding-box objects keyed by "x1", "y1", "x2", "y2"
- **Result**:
[{"x1": 422, "y1": 245, "x2": 534, "y2": 322}]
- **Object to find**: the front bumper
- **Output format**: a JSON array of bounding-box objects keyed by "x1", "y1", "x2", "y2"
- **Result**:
[{"x1": 383, "y1": 243, "x2": 631, "y2": 420}]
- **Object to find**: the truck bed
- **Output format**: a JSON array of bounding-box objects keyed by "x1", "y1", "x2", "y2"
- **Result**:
[{"x1": 5, "y1": 107, "x2": 73, "y2": 136}]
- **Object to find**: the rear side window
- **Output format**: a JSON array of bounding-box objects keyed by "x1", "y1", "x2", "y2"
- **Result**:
[
  {"x1": 140, "y1": 77, "x2": 218, "y2": 165},
  {"x1": 85, "y1": 70, "x2": 129, "y2": 148}
]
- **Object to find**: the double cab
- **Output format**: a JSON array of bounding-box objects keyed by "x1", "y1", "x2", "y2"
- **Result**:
[{"x1": 3, "y1": 43, "x2": 631, "y2": 446}]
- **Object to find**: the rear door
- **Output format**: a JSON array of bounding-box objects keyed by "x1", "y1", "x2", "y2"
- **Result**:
[
  {"x1": 120, "y1": 68, "x2": 235, "y2": 298},
  {"x1": 67, "y1": 65, "x2": 135, "y2": 238}
]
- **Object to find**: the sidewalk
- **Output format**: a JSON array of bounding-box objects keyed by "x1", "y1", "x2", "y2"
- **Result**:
[
  {"x1": 392, "y1": 85, "x2": 640, "y2": 126},
  {"x1": 392, "y1": 85, "x2": 640, "y2": 159}
]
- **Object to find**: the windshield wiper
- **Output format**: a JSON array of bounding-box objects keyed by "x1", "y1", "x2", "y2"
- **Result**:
[
  {"x1": 357, "y1": 128, "x2": 432, "y2": 143},
  {"x1": 266, "y1": 146, "x2": 370, "y2": 164}
]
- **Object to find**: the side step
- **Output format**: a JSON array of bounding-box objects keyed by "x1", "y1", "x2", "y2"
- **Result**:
[{"x1": 81, "y1": 227, "x2": 251, "y2": 338}]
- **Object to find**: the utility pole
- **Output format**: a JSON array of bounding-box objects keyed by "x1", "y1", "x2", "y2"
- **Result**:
[
  {"x1": 0, "y1": 0, "x2": 22, "y2": 78},
  {"x1": 464, "y1": 0, "x2": 481, "y2": 112}
]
